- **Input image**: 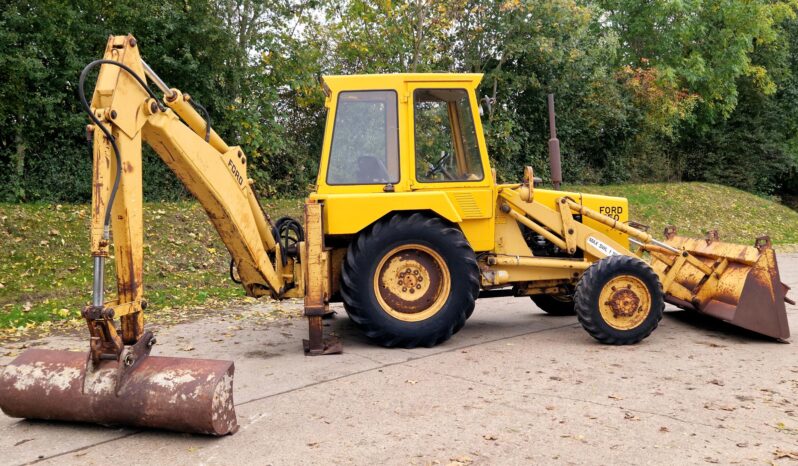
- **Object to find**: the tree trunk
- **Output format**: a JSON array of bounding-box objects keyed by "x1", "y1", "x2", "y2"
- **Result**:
[{"x1": 13, "y1": 123, "x2": 26, "y2": 201}]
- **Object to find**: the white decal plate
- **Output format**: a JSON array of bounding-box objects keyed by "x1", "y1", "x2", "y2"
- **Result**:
[{"x1": 587, "y1": 236, "x2": 620, "y2": 258}]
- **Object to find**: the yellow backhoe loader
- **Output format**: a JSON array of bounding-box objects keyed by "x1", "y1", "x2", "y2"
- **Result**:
[{"x1": 0, "y1": 36, "x2": 791, "y2": 435}]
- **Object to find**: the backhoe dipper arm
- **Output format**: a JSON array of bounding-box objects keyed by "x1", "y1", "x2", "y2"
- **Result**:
[{"x1": 85, "y1": 35, "x2": 284, "y2": 359}]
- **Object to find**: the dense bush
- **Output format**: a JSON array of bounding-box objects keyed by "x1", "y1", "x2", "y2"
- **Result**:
[{"x1": 1, "y1": 0, "x2": 797, "y2": 202}]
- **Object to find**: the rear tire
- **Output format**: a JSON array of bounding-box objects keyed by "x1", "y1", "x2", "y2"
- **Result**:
[
  {"x1": 574, "y1": 255, "x2": 664, "y2": 345},
  {"x1": 341, "y1": 213, "x2": 480, "y2": 348},
  {"x1": 530, "y1": 293, "x2": 575, "y2": 316}
]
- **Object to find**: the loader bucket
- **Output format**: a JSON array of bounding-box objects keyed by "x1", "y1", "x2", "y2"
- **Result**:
[
  {"x1": 649, "y1": 232, "x2": 791, "y2": 340},
  {"x1": 0, "y1": 349, "x2": 238, "y2": 435}
]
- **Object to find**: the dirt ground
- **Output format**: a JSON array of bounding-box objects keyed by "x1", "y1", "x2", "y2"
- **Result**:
[{"x1": 1, "y1": 255, "x2": 797, "y2": 466}]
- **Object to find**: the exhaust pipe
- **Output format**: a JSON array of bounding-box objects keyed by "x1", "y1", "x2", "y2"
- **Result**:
[{"x1": 547, "y1": 93, "x2": 562, "y2": 190}]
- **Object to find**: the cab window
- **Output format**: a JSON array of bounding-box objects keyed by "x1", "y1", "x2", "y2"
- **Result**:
[
  {"x1": 414, "y1": 89, "x2": 484, "y2": 183},
  {"x1": 327, "y1": 90, "x2": 399, "y2": 185}
]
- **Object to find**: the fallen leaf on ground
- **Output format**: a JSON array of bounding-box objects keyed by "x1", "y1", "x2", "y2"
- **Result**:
[
  {"x1": 482, "y1": 434, "x2": 497, "y2": 441},
  {"x1": 448, "y1": 455, "x2": 473, "y2": 465},
  {"x1": 774, "y1": 449, "x2": 798, "y2": 460}
]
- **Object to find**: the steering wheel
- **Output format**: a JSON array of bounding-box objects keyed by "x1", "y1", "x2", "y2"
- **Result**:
[{"x1": 425, "y1": 151, "x2": 452, "y2": 178}]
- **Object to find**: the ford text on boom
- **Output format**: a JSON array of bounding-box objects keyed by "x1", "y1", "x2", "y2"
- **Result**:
[{"x1": 228, "y1": 159, "x2": 244, "y2": 185}]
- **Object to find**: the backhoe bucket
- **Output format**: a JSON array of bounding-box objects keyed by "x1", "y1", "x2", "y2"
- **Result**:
[
  {"x1": 649, "y1": 232, "x2": 791, "y2": 340},
  {"x1": 0, "y1": 349, "x2": 238, "y2": 435}
]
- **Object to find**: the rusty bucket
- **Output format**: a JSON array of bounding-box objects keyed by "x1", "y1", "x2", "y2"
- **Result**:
[
  {"x1": 650, "y1": 231, "x2": 791, "y2": 340},
  {"x1": 0, "y1": 349, "x2": 238, "y2": 435}
]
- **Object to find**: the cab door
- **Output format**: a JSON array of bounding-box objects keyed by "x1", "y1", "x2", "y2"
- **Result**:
[{"x1": 407, "y1": 83, "x2": 495, "y2": 251}]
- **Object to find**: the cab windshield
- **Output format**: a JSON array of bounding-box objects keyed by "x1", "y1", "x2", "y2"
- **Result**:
[
  {"x1": 326, "y1": 90, "x2": 400, "y2": 185},
  {"x1": 414, "y1": 89, "x2": 484, "y2": 183}
]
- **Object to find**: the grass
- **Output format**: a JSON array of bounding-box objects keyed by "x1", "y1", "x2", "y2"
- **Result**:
[
  {"x1": 0, "y1": 198, "x2": 303, "y2": 331},
  {"x1": 573, "y1": 183, "x2": 798, "y2": 245},
  {"x1": 1, "y1": 182, "x2": 796, "y2": 331}
]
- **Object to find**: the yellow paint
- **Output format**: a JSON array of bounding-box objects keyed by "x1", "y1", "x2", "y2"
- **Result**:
[{"x1": 85, "y1": 37, "x2": 783, "y2": 349}]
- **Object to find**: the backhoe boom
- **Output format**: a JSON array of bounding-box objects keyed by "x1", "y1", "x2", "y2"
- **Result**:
[{"x1": 85, "y1": 36, "x2": 290, "y2": 360}]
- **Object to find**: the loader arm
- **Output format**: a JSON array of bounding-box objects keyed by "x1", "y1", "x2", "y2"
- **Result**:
[
  {"x1": 491, "y1": 174, "x2": 790, "y2": 341},
  {"x1": 85, "y1": 35, "x2": 288, "y2": 360}
]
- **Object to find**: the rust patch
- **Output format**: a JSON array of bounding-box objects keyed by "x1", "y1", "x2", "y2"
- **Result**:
[
  {"x1": 378, "y1": 250, "x2": 442, "y2": 314},
  {"x1": 608, "y1": 287, "x2": 641, "y2": 318},
  {"x1": 0, "y1": 349, "x2": 238, "y2": 435}
]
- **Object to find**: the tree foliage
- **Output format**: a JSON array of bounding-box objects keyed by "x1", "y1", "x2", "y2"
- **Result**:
[{"x1": 1, "y1": 0, "x2": 798, "y2": 202}]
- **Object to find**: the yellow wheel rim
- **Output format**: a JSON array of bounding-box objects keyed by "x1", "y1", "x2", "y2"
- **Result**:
[
  {"x1": 373, "y1": 244, "x2": 451, "y2": 322},
  {"x1": 598, "y1": 274, "x2": 651, "y2": 330}
]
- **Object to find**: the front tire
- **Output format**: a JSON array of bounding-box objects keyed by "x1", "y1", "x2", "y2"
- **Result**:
[
  {"x1": 341, "y1": 213, "x2": 480, "y2": 348},
  {"x1": 574, "y1": 255, "x2": 664, "y2": 345}
]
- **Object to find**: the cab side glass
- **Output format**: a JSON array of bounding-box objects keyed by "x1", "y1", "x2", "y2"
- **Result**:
[
  {"x1": 327, "y1": 90, "x2": 400, "y2": 185},
  {"x1": 414, "y1": 89, "x2": 484, "y2": 183}
]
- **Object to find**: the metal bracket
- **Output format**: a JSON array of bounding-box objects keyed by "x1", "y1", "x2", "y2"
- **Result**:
[
  {"x1": 664, "y1": 226, "x2": 678, "y2": 240},
  {"x1": 83, "y1": 305, "x2": 124, "y2": 364},
  {"x1": 303, "y1": 315, "x2": 342, "y2": 356},
  {"x1": 82, "y1": 331, "x2": 156, "y2": 396},
  {"x1": 705, "y1": 229, "x2": 720, "y2": 245},
  {"x1": 114, "y1": 331, "x2": 156, "y2": 395}
]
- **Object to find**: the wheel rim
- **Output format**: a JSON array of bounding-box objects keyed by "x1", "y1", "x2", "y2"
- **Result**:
[
  {"x1": 598, "y1": 274, "x2": 651, "y2": 330},
  {"x1": 373, "y1": 244, "x2": 451, "y2": 322}
]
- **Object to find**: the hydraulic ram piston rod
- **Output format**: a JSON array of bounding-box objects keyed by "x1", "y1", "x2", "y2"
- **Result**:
[{"x1": 142, "y1": 60, "x2": 175, "y2": 100}]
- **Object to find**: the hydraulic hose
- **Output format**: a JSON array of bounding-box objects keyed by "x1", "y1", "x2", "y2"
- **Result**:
[
  {"x1": 188, "y1": 98, "x2": 212, "y2": 142},
  {"x1": 78, "y1": 59, "x2": 161, "y2": 232}
]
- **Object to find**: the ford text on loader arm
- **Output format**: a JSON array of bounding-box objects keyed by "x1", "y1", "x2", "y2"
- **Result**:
[{"x1": 0, "y1": 35, "x2": 791, "y2": 435}]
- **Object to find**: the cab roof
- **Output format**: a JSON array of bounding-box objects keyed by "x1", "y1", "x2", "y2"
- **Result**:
[{"x1": 321, "y1": 73, "x2": 484, "y2": 93}]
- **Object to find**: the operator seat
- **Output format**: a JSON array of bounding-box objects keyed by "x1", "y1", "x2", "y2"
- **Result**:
[{"x1": 356, "y1": 156, "x2": 391, "y2": 183}]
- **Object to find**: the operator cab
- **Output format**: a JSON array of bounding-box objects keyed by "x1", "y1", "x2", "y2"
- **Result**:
[{"x1": 316, "y1": 73, "x2": 491, "y2": 195}]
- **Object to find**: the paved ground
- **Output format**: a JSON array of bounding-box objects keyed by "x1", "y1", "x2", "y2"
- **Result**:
[{"x1": 1, "y1": 255, "x2": 797, "y2": 466}]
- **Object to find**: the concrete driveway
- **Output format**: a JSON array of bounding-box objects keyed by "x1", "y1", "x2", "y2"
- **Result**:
[{"x1": 2, "y1": 255, "x2": 797, "y2": 465}]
